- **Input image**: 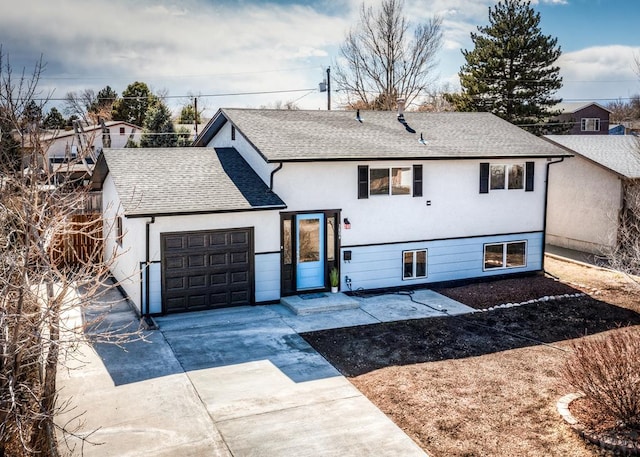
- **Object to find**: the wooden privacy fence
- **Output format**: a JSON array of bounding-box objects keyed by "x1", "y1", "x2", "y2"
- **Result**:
[{"x1": 53, "y1": 214, "x2": 103, "y2": 269}]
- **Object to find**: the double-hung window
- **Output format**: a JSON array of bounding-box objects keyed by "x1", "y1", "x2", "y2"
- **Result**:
[
  {"x1": 370, "y1": 167, "x2": 411, "y2": 195},
  {"x1": 483, "y1": 241, "x2": 526, "y2": 270},
  {"x1": 490, "y1": 164, "x2": 524, "y2": 190},
  {"x1": 403, "y1": 249, "x2": 427, "y2": 279},
  {"x1": 480, "y1": 162, "x2": 534, "y2": 193},
  {"x1": 581, "y1": 118, "x2": 600, "y2": 132},
  {"x1": 358, "y1": 165, "x2": 423, "y2": 198}
]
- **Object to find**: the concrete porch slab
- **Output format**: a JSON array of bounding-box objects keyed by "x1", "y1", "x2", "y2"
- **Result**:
[{"x1": 280, "y1": 292, "x2": 360, "y2": 315}]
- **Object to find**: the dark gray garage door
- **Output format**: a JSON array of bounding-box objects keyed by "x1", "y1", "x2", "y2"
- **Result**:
[{"x1": 161, "y1": 228, "x2": 254, "y2": 313}]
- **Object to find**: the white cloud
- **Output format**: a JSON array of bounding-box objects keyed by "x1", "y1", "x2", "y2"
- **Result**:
[{"x1": 557, "y1": 45, "x2": 640, "y2": 101}]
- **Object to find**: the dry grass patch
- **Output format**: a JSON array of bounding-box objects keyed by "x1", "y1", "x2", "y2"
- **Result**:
[{"x1": 303, "y1": 256, "x2": 640, "y2": 456}]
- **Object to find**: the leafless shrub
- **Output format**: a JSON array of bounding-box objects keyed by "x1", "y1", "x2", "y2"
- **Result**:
[
  {"x1": 562, "y1": 329, "x2": 640, "y2": 429},
  {"x1": 0, "y1": 46, "x2": 141, "y2": 456}
]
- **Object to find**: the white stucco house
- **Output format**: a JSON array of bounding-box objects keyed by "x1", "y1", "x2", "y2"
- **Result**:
[
  {"x1": 544, "y1": 135, "x2": 640, "y2": 254},
  {"x1": 33, "y1": 121, "x2": 142, "y2": 184},
  {"x1": 93, "y1": 108, "x2": 570, "y2": 316}
]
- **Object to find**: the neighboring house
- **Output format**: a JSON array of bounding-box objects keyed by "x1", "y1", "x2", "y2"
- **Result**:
[
  {"x1": 544, "y1": 135, "x2": 640, "y2": 254},
  {"x1": 609, "y1": 121, "x2": 640, "y2": 136},
  {"x1": 44, "y1": 121, "x2": 142, "y2": 161},
  {"x1": 94, "y1": 108, "x2": 570, "y2": 316},
  {"x1": 19, "y1": 121, "x2": 142, "y2": 184},
  {"x1": 553, "y1": 102, "x2": 611, "y2": 135}
]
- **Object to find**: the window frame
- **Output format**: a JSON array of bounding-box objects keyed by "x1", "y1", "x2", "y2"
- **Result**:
[
  {"x1": 483, "y1": 241, "x2": 527, "y2": 271},
  {"x1": 116, "y1": 216, "x2": 123, "y2": 246},
  {"x1": 581, "y1": 118, "x2": 601, "y2": 132},
  {"x1": 489, "y1": 163, "x2": 524, "y2": 191},
  {"x1": 402, "y1": 249, "x2": 428, "y2": 280},
  {"x1": 369, "y1": 166, "x2": 412, "y2": 196}
]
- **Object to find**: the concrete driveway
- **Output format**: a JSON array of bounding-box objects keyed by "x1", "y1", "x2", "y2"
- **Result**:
[{"x1": 57, "y1": 288, "x2": 473, "y2": 456}]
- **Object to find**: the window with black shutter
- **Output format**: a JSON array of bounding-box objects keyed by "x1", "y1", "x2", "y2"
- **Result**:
[
  {"x1": 525, "y1": 162, "x2": 535, "y2": 192},
  {"x1": 357, "y1": 165, "x2": 369, "y2": 199},
  {"x1": 479, "y1": 163, "x2": 489, "y2": 194},
  {"x1": 413, "y1": 165, "x2": 423, "y2": 197}
]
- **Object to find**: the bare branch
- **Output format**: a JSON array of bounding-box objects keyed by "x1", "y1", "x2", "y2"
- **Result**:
[{"x1": 334, "y1": 0, "x2": 442, "y2": 110}]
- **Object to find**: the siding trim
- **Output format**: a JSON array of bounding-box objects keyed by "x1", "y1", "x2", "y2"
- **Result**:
[{"x1": 341, "y1": 230, "x2": 543, "y2": 249}]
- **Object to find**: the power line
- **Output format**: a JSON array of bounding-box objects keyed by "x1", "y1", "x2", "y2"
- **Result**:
[{"x1": 29, "y1": 88, "x2": 319, "y2": 103}]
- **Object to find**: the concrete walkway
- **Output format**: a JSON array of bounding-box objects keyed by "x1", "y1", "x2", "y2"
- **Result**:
[{"x1": 56, "y1": 288, "x2": 474, "y2": 456}]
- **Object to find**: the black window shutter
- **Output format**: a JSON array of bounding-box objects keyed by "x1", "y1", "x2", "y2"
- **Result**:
[
  {"x1": 525, "y1": 161, "x2": 535, "y2": 192},
  {"x1": 358, "y1": 165, "x2": 369, "y2": 199},
  {"x1": 413, "y1": 164, "x2": 423, "y2": 197},
  {"x1": 479, "y1": 163, "x2": 489, "y2": 194}
]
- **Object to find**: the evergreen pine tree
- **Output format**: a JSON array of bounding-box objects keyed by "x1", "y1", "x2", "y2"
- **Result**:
[
  {"x1": 450, "y1": 0, "x2": 563, "y2": 134},
  {"x1": 140, "y1": 101, "x2": 177, "y2": 147}
]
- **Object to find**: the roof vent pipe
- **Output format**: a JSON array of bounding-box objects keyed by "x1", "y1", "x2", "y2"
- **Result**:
[
  {"x1": 355, "y1": 109, "x2": 362, "y2": 123},
  {"x1": 397, "y1": 98, "x2": 406, "y2": 120}
]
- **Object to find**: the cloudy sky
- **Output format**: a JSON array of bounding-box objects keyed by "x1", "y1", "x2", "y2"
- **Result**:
[{"x1": 2, "y1": 0, "x2": 639, "y2": 118}]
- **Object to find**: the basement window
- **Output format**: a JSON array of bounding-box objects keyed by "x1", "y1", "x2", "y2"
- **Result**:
[
  {"x1": 483, "y1": 241, "x2": 526, "y2": 270},
  {"x1": 403, "y1": 249, "x2": 427, "y2": 279}
]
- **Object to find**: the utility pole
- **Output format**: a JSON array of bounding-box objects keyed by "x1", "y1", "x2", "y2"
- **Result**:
[
  {"x1": 326, "y1": 67, "x2": 331, "y2": 111},
  {"x1": 194, "y1": 97, "x2": 199, "y2": 135}
]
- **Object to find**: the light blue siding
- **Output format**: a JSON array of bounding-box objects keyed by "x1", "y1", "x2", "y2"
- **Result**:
[
  {"x1": 255, "y1": 252, "x2": 280, "y2": 302},
  {"x1": 340, "y1": 232, "x2": 543, "y2": 291}
]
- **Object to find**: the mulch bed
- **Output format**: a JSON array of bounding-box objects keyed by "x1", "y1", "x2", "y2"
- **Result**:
[
  {"x1": 301, "y1": 275, "x2": 640, "y2": 377},
  {"x1": 433, "y1": 273, "x2": 580, "y2": 309}
]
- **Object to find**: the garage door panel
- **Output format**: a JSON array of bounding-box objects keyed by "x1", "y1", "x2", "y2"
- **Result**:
[
  {"x1": 165, "y1": 238, "x2": 185, "y2": 251},
  {"x1": 165, "y1": 257, "x2": 185, "y2": 270},
  {"x1": 188, "y1": 254, "x2": 206, "y2": 267},
  {"x1": 187, "y1": 234, "x2": 206, "y2": 248},
  {"x1": 230, "y1": 231, "x2": 248, "y2": 245},
  {"x1": 188, "y1": 275, "x2": 207, "y2": 288},
  {"x1": 161, "y1": 228, "x2": 254, "y2": 314},
  {"x1": 166, "y1": 277, "x2": 186, "y2": 291},
  {"x1": 210, "y1": 253, "x2": 227, "y2": 266},
  {"x1": 209, "y1": 233, "x2": 227, "y2": 246},
  {"x1": 230, "y1": 251, "x2": 248, "y2": 264},
  {"x1": 231, "y1": 271, "x2": 248, "y2": 284}
]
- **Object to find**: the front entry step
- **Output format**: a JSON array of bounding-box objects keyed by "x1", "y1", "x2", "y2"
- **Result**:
[{"x1": 280, "y1": 292, "x2": 360, "y2": 316}]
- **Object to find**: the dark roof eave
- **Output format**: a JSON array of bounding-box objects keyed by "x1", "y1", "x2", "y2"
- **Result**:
[
  {"x1": 124, "y1": 204, "x2": 288, "y2": 219},
  {"x1": 264, "y1": 154, "x2": 573, "y2": 163}
]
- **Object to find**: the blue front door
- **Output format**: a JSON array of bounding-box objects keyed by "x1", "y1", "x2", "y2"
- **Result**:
[{"x1": 296, "y1": 213, "x2": 325, "y2": 290}]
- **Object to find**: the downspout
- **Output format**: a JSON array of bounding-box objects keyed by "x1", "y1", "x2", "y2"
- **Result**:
[
  {"x1": 270, "y1": 162, "x2": 283, "y2": 191},
  {"x1": 542, "y1": 157, "x2": 565, "y2": 271},
  {"x1": 144, "y1": 216, "x2": 155, "y2": 318}
]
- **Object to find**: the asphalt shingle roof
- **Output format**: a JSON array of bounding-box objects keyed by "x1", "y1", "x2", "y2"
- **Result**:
[
  {"x1": 102, "y1": 147, "x2": 285, "y2": 217},
  {"x1": 544, "y1": 135, "x2": 640, "y2": 179},
  {"x1": 207, "y1": 108, "x2": 570, "y2": 162}
]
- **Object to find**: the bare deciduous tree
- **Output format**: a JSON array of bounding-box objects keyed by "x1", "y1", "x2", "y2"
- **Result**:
[
  {"x1": 334, "y1": 0, "x2": 442, "y2": 111},
  {"x1": 0, "y1": 47, "x2": 140, "y2": 456}
]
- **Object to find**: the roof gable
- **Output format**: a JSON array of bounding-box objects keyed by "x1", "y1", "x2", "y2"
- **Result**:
[
  {"x1": 196, "y1": 108, "x2": 570, "y2": 162},
  {"x1": 553, "y1": 102, "x2": 612, "y2": 114}
]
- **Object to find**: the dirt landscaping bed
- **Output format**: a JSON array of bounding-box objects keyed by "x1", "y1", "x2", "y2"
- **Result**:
[{"x1": 301, "y1": 256, "x2": 640, "y2": 457}]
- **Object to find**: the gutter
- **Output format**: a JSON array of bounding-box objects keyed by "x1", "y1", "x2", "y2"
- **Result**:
[
  {"x1": 270, "y1": 162, "x2": 283, "y2": 191},
  {"x1": 144, "y1": 216, "x2": 156, "y2": 320},
  {"x1": 542, "y1": 157, "x2": 565, "y2": 271}
]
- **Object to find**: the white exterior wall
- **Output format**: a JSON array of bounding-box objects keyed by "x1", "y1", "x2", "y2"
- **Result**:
[
  {"x1": 47, "y1": 124, "x2": 142, "y2": 159},
  {"x1": 205, "y1": 121, "x2": 274, "y2": 185},
  {"x1": 274, "y1": 159, "x2": 547, "y2": 245},
  {"x1": 547, "y1": 156, "x2": 621, "y2": 254},
  {"x1": 102, "y1": 174, "x2": 147, "y2": 313},
  {"x1": 145, "y1": 211, "x2": 281, "y2": 313}
]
